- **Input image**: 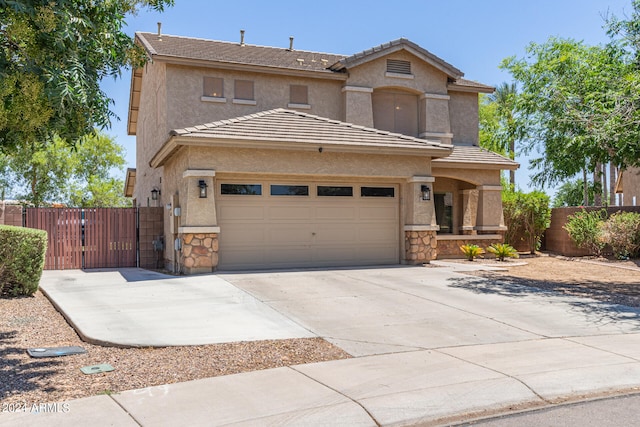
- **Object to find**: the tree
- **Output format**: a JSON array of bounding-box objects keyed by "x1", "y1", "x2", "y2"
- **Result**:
[
  {"x1": 486, "y1": 82, "x2": 521, "y2": 187},
  {"x1": 552, "y1": 179, "x2": 599, "y2": 207},
  {"x1": 502, "y1": 38, "x2": 640, "y2": 203},
  {"x1": 0, "y1": 132, "x2": 129, "y2": 207},
  {"x1": 502, "y1": 188, "x2": 551, "y2": 254},
  {"x1": 0, "y1": 0, "x2": 174, "y2": 153}
]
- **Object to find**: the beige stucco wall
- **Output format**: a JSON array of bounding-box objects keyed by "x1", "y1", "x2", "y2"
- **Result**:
[
  {"x1": 134, "y1": 62, "x2": 168, "y2": 206},
  {"x1": 623, "y1": 167, "x2": 640, "y2": 206},
  {"x1": 346, "y1": 50, "x2": 448, "y2": 94},
  {"x1": 165, "y1": 65, "x2": 343, "y2": 131},
  {"x1": 448, "y1": 91, "x2": 480, "y2": 145}
]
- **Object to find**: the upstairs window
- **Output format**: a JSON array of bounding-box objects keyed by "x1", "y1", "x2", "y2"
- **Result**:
[
  {"x1": 386, "y1": 59, "x2": 412, "y2": 75},
  {"x1": 372, "y1": 89, "x2": 419, "y2": 137},
  {"x1": 289, "y1": 85, "x2": 308, "y2": 105},
  {"x1": 203, "y1": 77, "x2": 223, "y2": 98},
  {"x1": 234, "y1": 80, "x2": 254, "y2": 100}
]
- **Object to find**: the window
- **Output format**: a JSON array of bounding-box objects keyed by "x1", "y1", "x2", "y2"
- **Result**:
[
  {"x1": 221, "y1": 184, "x2": 262, "y2": 195},
  {"x1": 270, "y1": 185, "x2": 309, "y2": 196},
  {"x1": 318, "y1": 186, "x2": 353, "y2": 197},
  {"x1": 289, "y1": 85, "x2": 308, "y2": 105},
  {"x1": 434, "y1": 192, "x2": 453, "y2": 234},
  {"x1": 234, "y1": 80, "x2": 254, "y2": 100},
  {"x1": 361, "y1": 187, "x2": 395, "y2": 198},
  {"x1": 386, "y1": 59, "x2": 412, "y2": 75},
  {"x1": 203, "y1": 77, "x2": 223, "y2": 98}
]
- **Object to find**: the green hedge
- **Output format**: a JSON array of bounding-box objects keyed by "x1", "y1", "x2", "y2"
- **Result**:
[{"x1": 0, "y1": 225, "x2": 48, "y2": 297}]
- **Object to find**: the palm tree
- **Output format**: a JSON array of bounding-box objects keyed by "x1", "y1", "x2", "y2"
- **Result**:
[{"x1": 487, "y1": 82, "x2": 519, "y2": 187}]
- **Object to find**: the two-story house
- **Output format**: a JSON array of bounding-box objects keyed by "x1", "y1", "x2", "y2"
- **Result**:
[{"x1": 127, "y1": 29, "x2": 518, "y2": 273}]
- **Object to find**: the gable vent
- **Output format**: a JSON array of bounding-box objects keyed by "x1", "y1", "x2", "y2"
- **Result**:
[{"x1": 387, "y1": 59, "x2": 411, "y2": 75}]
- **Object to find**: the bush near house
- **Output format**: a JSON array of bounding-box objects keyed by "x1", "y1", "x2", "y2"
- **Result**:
[
  {"x1": 0, "y1": 225, "x2": 47, "y2": 297},
  {"x1": 563, "y1": 209, "x2": 607, "y2": 256},
  {"x1": 460, "y1": 244, "x2": 484, "y2": 261},
  {"x1": 486, "y1": 243, "x2": 519, "y2": 261},
  {"x1": 600, "y1": 212, "x2": 640, "y2": 259},
  {"x1": 502, "y1": 189, "x2": 551, "y2": 254}
]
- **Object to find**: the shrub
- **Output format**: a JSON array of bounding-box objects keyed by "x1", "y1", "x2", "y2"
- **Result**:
[
  {"x1": 486, "y1": 243, "x2": 519, "y2": 261},
  {"x1": 600, "y1": 211, "x2": 640, "y2": 259},
  {"x1": 460, "y1": 244, "x2": 484, "y2": 261},
  {"x1": 0, "y1": 225, "x2": 48, "y2": 297},
  {"x1": 563, "y1": 209, "x2": 606, "y2": 256},
  {"x1": 502, "y1": 189, "x2": 551, "y2": 254}
]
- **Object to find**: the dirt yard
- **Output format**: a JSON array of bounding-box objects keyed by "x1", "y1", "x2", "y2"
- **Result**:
[
  {"x1": 465, "y1": 254, "x2": 640, "y2": 307},
  {"x1": 2, "y1": 254, "x2": 639, "y2": 406}
]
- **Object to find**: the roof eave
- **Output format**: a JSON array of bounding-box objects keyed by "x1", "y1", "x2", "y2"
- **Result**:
[
  {"x1": 447, "y1": 82, "x2": 495, "y2": 94},
  {"x1": 433, "y1": 159, "x2": 520, "y2": 170},
  {"x1": 150, "y1": 135, "x2": 451, "y2": 168}
]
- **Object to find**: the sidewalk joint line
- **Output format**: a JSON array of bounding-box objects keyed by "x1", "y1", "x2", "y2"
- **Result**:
[
  {"x1": 289, "y1": 367, "x2": 382, "y2": 427},
  {"x1": 434, "y1": 349, "x2": 551, "y2": 405},
  {"x1": 108, "y1": 395, "x2": 143, "y2": 426}
]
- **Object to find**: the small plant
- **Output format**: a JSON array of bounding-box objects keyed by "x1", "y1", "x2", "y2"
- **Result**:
[
  {"x1": 486, "y1": 243, "x2": 519, "y2": 261},
  {"x1": 460, "y1": 244, "x2": 484, "y2": 261}
]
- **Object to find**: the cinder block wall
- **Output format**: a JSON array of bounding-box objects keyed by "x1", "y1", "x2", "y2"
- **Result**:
[
  {"x1": 545, "y1": 206, "x2": 640, "y2": 256},
  {"x1": 138, "y1": 207, "x2": 164, "y2": 269},
  {"x1": 0, "y1": 205, "x2": 23, "y2": 227}
]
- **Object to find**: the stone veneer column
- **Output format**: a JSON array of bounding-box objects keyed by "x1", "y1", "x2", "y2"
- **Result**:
[
  {"x1": 404, "y1": 230, "x2": 438, "y2": 263},
  {"x1": 180, "y1": 232, "x2": 219, "y2": 274}
]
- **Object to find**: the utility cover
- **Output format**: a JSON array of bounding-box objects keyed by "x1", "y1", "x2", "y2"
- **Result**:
[
  {"x1": 27, "y1": 346, "x2": 87, "y2": 358},
  {"x1": 80, "y1": 364, "x2": 115, "y2": 375}
]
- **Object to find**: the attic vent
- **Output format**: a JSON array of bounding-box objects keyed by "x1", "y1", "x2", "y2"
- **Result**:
[{"x1": 387, "y1": 59, "x2": 411, "y2": 75}]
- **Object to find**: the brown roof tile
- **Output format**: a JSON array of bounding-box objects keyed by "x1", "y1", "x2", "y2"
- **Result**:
[
  {"x1": 136, "y1": 32, "x2": 345, "y2": 73},
  {"x1": 433, "y1": 144, "x2": 519, "y2": 170},
  {"x1": 170, "y1": 108, "x2": 452, "y2": 152}
]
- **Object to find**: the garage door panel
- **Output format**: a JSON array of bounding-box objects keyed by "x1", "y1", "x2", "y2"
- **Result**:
[
  {"x1": 316, "y1": 206, "x2": 356, "y2": 220},
  {"x1": 268, "y1": 206, "x2": 312, "y2": 220},
  {"x1": 269, "y1": 225, "x2": 312, "y2": 244},
  {"x1": 220, "y1": 205, "x2": 264, "y2": 221},
  {"x1": 359, "y1": 206, "x2": 397, "y2": 220},
  {"x1": 220, "y1": 248, "x2": 266, "y2": 268},
  {"x1": 313, "y1": 247, "x2": 357, "y2": 263},
  {"x1": 315, "y1": 227, "x2": 357, "y2": 243},
  {"x1": 221, "y1": 225, "x2": 267, "y2": 244},
  {"x1": 266, "y1": 247, "x2": 313, "y2": 264}
]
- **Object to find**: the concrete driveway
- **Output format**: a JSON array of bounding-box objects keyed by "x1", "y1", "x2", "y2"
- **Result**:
[{"x1": 220, "y1": 264, "x2": 640, "y2": 356}]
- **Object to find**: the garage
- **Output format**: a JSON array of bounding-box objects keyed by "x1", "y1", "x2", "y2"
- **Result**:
[{"x1": 217, "y1": 180, "x2": 399, "y2": 270}]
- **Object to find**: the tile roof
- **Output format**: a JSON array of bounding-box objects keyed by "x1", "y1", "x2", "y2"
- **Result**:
[
  {"x1": 136, "y1": 33, "x2": 345, "y2": 74},
  {"x1": 448, "y1": 78, "x2": 494, "y2": 93},
  {"x1": 433, "y1": 144, "x2": 519, "y2": 170},
  {"x1": 170, "y1": 108, "x2": 452, "y2": 152}
]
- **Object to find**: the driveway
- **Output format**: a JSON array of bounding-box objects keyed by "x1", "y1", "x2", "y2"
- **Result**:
[{"x1": 220, "y1": 264, "x2": 640, "y2": 356}]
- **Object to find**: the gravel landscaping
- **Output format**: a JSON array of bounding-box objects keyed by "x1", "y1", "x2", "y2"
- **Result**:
[{"x1": 0, "y1": 291, "x2": 350, "y2": 406}]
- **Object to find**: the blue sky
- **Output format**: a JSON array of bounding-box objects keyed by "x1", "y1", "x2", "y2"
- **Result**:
[{"x1": 102, "y1": 0, "x2": 633, "y2": 196}]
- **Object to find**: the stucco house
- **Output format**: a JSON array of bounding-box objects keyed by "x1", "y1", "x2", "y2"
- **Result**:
[{"x1": 127, "y1": 29, "x2": 518, "y2": 273}]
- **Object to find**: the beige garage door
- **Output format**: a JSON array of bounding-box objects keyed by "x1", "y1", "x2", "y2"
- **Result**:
[{"x1": 217, "y1": 181, "x2": 399, "y2": 270}]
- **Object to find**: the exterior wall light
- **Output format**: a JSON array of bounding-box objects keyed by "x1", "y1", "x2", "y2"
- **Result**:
[
  {"x1": 421, "y1": 185, "x2": 431, "y2": 201},
  {"x1": 198, "y1": 180, "x2": 208, "y2": 198},
  {"x1": 151, "y1": 188, "x2": 160, "y2": 200}
]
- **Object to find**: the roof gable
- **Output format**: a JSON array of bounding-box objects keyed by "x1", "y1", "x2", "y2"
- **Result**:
[{"x1": 329, "y1": 38, "x2": 463, "y2": 79}]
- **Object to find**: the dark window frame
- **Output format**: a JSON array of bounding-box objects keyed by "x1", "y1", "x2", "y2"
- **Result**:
[
  {"x1": 360, "y1": 187, "x2": 395, "y2": 198},
  {"x1": 220, "y1": 184, "x2": 262, "y2": 195},
  {"x1": 317, "y1": 186, "x2": 353, "y2": 197},
  {"x1": 270, "y1": 185, "x2": 309, "y2": 196}
]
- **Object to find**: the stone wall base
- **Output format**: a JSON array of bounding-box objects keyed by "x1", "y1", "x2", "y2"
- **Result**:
[
  {"x1": 404, "y1": 230, "x2": 437, "y2": 264},
  {"x1": 180, "y1": 233, "x2": 219, "y2": 274}
]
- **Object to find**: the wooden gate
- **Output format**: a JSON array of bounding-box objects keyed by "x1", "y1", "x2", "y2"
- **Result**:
[{"x1": 25, "y1": 208, "x2": 138, "y2": 270}]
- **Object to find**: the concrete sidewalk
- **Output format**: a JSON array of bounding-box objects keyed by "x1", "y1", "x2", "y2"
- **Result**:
[
  {"x1": 4, "y1": 264, "x2": 640, "y2": 425},
  {"x1": 5, "y1": 336, "x2": 640, "y2": 425}
]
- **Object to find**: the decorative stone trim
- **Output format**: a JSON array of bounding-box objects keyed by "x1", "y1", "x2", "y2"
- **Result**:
[
  {"x1": 341, "y1": 86, "x2": 374, "y2": 93},
  {"x1": 420, "y1": 93, "x2": 450, "y2": 101},
  {"x1": 476, "y1": 185, "x2": 503, "y2": 191},
  {"x1": 178, "y1": 226, "x2": 221, "y2": 234},
  {"x1": 407, "y1": 176, "x2": 435, "y2": 183},
  {"x1": 404, "y1": 225, "x2": 439, "y2": 231},
  {"x1": 180, "y1": 233, "x2": 219, "y2": 274},
  {"x1": 200, "y1": 96, "x2": 227, "y2": 103},
  {"x1": 405, "y1": 230, "x2": 437, "y2": 264},
  {"x1": 182, "y1": 170, "x2": 216, "y2": 178}
]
